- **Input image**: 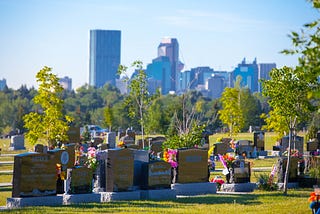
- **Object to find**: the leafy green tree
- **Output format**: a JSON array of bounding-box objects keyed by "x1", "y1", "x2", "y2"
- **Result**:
[
  {"x1": 219, "y1": 86, "x2": 244, "y2": 137},
  {"x1": 104, "y1": 104, "x2": 114, "y2": 131},
  {"x1": 118, "y1": 61, "x2": 155, "y2": 147},
  {"x1": 261, "y1": 66, "x2": 313, "y2": 195},
  {"x1": 23, "y1": 66, "x2": 73, "y2": 147}
]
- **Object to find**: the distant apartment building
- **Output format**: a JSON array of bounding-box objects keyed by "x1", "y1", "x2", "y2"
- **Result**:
[
  {"x1": 0, "y1": 78, "x2": 6, "y2": 91},
  {"x1": 59, "y1": 76, "x2": 72, "y2": 91},
  {"x1": 207, "y1": 74, "x2": 225, "y2": 99},
  {"x1": 258, "y1": 63, "x2": 277, "y2": 92},
  {"x1": 115, "y1": 78, "x2": 128, "y2": 94},
  {"x1": 89, "y1": 30, "x2": 121, "y2": 88}
]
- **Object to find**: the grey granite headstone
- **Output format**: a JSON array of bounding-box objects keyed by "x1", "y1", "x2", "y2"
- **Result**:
[
  {"x1": 106, "y1": 132, "x2": 116, "y2": 148},
  {"x1": 9, "y1": 135, "x2": 25, "y2": 150}
]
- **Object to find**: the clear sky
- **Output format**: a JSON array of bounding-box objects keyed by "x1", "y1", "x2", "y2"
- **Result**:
[{"x1": 0, "y1": 0, "x2": 319, "y2": 90}]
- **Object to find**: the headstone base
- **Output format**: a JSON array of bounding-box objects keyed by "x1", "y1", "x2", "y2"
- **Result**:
[
  {"x1": 140, "y1": 189, "x2": 176, "y2": 200},
  {"x1": 220, "y1": 183, "x2": 256, "y2": 192},
  {"x1": 171, "y1": 182, "x2": 217, "y2": 196},
  {"x1": 100, "y1": 191, "x2": 141, "y2": 202},
  {"x1": 277, "y1": 182, "x2": 299, "y2": 190},
  {"x1": 6, "y1": 195, "x2": 63, "y2": 208},
  {"x1": 63, "y1": 193, "x2": 101, "y2": 205}
]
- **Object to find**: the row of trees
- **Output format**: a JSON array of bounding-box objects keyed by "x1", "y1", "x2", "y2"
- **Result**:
[{"x1": 0, "y1": 76, "x2": 269, "y2": 139}]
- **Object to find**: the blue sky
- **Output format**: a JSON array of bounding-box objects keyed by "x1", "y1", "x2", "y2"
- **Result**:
[{"x1": 0, "y1": 0, "x2": 319, "y2": 89}]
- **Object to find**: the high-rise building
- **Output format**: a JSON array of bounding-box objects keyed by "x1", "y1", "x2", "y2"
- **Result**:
[
  {"x1": 258, "y1": 63, "x2": 276, "y2": 92},
  {"x1": 0, "y1": 78, "x2": 6, "y2": 91},
  {"x1": 146, "y1": 56, "x2": 171, "y2": 94},
  {"x1": 232, "y1": 58, "x2": 259, "y2": 92},
  {"x1": 59, "y1": 76, "x2": 72, "y2": 91},
  {"x1": 157, "y1": 38, "x2": 183, "y2": 92},
  {"x1": 207, "y1": 75, "x2": 225, "y2": 99},
  {"x1": 89, "y1": 30, "x2": 121, "y2": 88}
]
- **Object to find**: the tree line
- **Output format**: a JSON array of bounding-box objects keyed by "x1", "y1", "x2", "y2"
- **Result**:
[{"x1": 0, "y1": 79, "x2": 269, "y2": 137}]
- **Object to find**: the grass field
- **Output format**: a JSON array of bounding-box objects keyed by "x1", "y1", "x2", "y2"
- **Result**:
[
  {"x1": 0, "y1": 189, "x2": 313, "y2": 213},
  {"x1": 0, "y1": 132, "x2": 313, "y2": 213}
]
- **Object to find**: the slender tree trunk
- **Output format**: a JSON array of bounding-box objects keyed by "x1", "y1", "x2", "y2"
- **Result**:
[{"x1": 283, "y1": 127, "x2": 293, "y2": 195}]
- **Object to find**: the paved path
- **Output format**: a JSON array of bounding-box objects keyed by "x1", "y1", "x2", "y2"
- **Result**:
[
  {"x1": 0, "y1": 170, "x2": 12, "y2": 174},
  {"x1": 0, "y1": 183, "x2": 12, "y2": 187},
  {"x1": 215, "y1": 167, "x2": 272, "y2": 172},
  {"x1": 0, "y1": 161, "x2": 14, "y2": 165}
]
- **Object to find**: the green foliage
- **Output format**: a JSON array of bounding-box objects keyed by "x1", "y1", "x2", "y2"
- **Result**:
[
  {"x1": 163, "y1": 123, "x2": 205, "y2": 149},
  {"x1": 256, "y1": 173, "x2": 278, "y2": 191},
  {"x1": 104, "y1": 104, "x2": 113, "y2": 131},
  {"x1": 118, "y1": 61, "x2": 157, "y2": 146},
  {"x1": 23, "y1": 66, "x2": 73, "y2": 147},
  {"x1": 219, "y1": 87, "x2": 244, "y2": 137}
]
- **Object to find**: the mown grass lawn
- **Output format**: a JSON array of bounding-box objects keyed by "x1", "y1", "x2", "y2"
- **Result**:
[
  {"x1": 0, "y1": 132, "x2": 312, "y2": 213},
  {"x1": 0, "y1": 189, "x2": 312, "y2": 213}
]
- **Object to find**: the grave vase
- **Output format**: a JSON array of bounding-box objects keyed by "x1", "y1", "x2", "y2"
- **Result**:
[{"x1": 225, "y1": 171, "x2": 231, "y2": 184}]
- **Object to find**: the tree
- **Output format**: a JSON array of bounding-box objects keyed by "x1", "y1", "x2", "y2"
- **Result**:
[
  {"x1": 23, "y1": 66, "x2": 73, "y2": 148},
  {"x1": 218, "y1": 86, "x2": 244, "y2": 137},
  {"x1": 104, "y1": 104, "x2": 114, "y2": 131},
  {"x1": 261, "y1": 66, "x2": 313, "y2": 195},
  {"x1": 117, "y1": 61, "x2": 155, "y2": 147}
]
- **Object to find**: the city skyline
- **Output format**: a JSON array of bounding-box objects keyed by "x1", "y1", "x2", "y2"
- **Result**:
[{"x1": 0, "y1": 0, "x2": 319, "y2": 90}]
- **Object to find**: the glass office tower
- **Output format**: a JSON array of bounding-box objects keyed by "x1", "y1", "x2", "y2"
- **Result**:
[{"x1": 89, "y1": 30, "x2": 121, "y2": 88}]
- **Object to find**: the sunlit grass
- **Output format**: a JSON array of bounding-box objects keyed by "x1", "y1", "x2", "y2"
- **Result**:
[{"x1": 0, "y1": 189, "x2": 312, "y2": 213}]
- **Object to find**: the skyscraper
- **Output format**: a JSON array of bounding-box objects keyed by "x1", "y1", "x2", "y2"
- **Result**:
[
  {"x1": 58, "y1": 76, "x2": 72, "y2": 91},
  {"x1": 232, "y1": 58, "x2": 259, "y2": 92},
  {"x1": 157, "y1": 38, "x2": 183, "y2": 92},
  {"x1": 89, "y1": 30, "x2": 121, "y2": 88}
]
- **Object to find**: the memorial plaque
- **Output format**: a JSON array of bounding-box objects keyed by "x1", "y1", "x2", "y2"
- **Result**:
[
  {"x1": 175, "y1": 149, "x2": 208, "y2": 183},
  {"x1": 142, "y1": 160, "x2": 171, "y2": 189},
  {"x1": 12, "y1": 152, "x2": 56, "y2": 197},
  {"x1": 106, "y1": 148, "x2": 134, "y2": 192},
  {"x1": 66, "y1": 167, "x2": 93, "y2": 194}
]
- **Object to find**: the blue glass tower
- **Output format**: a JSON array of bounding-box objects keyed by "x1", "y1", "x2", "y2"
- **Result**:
[{"x1": 89, "y1": 30, "x2": 121, "y2": 88}]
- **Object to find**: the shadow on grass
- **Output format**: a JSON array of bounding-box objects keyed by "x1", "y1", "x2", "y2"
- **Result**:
[{"x1": 0, "y1": 187, "x2": 11, "y2": 192}]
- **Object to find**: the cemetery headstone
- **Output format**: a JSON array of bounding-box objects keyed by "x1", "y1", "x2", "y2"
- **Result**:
[
  {"x1": 253, "y1": 131, "x2": 265, "y2": 151},
  {"x1": 106, "y1": 132, "x2": 116, "y2": 148},
  {"x1": 277, "y1": 157, "x2": 299, "y2": 183},
  {"x1": 133, "y1": 150, "x2": 149, "y2": 187},
  {"x1": 34, "y1": 144, "x2": 47, "y2": 153},
  {"x1": 9, "y1": 135, "x2": 25, "y2": 150},
  {"x1": 65, "y1": 167, "x2": 93, "y2": 194},
  {"x1": 12, "y1": 152, "x2": 57, "y2": 197},
  {"x1": 65, "y1": 127, "x2": 80, "y2": 144},
  {"x1": 280, "y1": 135, "x2": 304, "y2": 153},
  {"x1": 230, "y1": 159, "x2": 250, "y2": 183},
  {"x1": 106, "y1": 148, "x2": 134, "y2": 192},
  {"x1": 142, "y1": 160, "x2": 171, "y2": 189},
  {"x1": 173, "y1": 149, "x2": 208, "y2": 183},
  {"x1": 106, "y1": 149, "x2": 134, "y2": 192}
]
